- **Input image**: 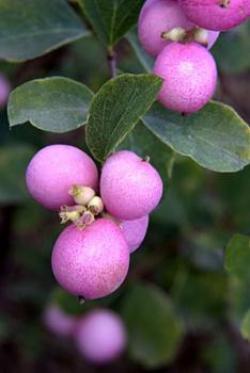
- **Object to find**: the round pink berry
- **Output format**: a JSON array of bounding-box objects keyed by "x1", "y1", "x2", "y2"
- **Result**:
[
  {"x1": 0, "y1": 74, "x2": 10, "y2": 108},
  {"x1": 26, "y1": 144, "x2": 98, "y2": 210},
  {"x1": 138, "y1": 0, "x2": 219, "y2": 57},
  {"x1": 43, "y1": 304, "x2": 77, "y2": 337},
  {"x1": 74, "y1": 309, "x2": 127, "y2": 364},
  {"x1": 153, "y1": 42, "x2": 217, "y2": 113},
  {"x1": 100, "y1": 151, "x2": 163, "y2": 220},
  {"x1": 121, "y1": 215, "x2": 149, "y2": 253},
  {"x1": 179, "y1": 0, "x2": 250, "y2": 31},
  {"x1": 51, "y1": 218, "x2": 130, "y2": 300}
]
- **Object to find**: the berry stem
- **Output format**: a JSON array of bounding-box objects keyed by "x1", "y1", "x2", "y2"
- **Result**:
[
  {"x1": 78, "y1": 296, "x2": 86, "y2": 305},
  {"x1": 219, "y1": 0, "x2": 230, "y2": 8},
  {"x1": 107, "y1": 47, "x2": 117, "y2": 78}
]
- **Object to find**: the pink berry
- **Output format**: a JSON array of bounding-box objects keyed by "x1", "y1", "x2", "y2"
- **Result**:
[
  {"x1": 153, "y1": 42, "x2": 217, "y2": 113},
  {"x1": 206, "y1": 30, "x2": 220, "y2": 49},
  {"x1": 74, "y1": 310, "x2": 127, "y2": 364},
  {"x1": 138, "y1": 0, "x2": 219, "y2": 56},
  {"x1": 179, "y1": 0, "x2": 250, "y2": 31},
  {"x1": 51, "y1": 218, "x2": 130, "y2": 300},
  {"x1": 43, "y1": 304, "x2": 77, "y2": 337},
  {"x1": 0, "y1": 73, "x2": 10, "y2": 108},
  {"x1": 100, "y1": 151, "x2": 163, "y2": 220},
  {"x1": 121, "y1": 215, "x2": 149, "y2": 253},
  {"x1": 26, "y1": 145, "x2": 98, "y2": 210}
]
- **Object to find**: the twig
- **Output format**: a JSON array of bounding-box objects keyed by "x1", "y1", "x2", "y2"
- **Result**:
[{"x1": 107, "y1": 47, "x2": 117, "y2": 79}]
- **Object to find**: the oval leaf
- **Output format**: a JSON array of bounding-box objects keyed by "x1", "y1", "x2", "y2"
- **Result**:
[
  {"x1": 225, "y1": 234, "x2": 250, "y2": 281},
  {"x1": 241, "y1": 309, "x2": 250, "y2": 341},
  {"x1": 78, "y1": 0, "x2": 144, "y2": 47},
  {"x1": 213, "y1": 23, "x2": 250, "y2": 73},
  {"x1": 86, "y1": 74, "x2": 162, "y2": 162},
  {"x1": 8, "y1": 77, "x2": 94, "y2": 133},
  {"x1": 143, "y1": 101, "x2": 250, "y2": 172},
  {"x1": 0, "y1": 0, "x2": 88, "y2": 62},
  {"x1": 122, "y1": 283, "x2": 183, "y2": 368}
]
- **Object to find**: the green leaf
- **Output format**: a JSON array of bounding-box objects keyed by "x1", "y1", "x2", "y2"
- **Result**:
[
  {"x1": 86, "y1": 73, "x2": 162, "y2": 162},
  {"x1": 8, "y1": 77, "x2": 93, "y2": 133},
  {"x1": 77, "y1": 0, "x2": 144, "y2": 47},
  {"x1": 142, "y1": 101, "x2": 250, "y2": 173},
  {"x1": 0, "y1": 0, "x2": 88, "y2": 62},
  {"x1": 0, "y1": 145, "x2": 34, "y2": 204},
  {"x1": 122, "y1": 283, "x2": 183, "y2": 368},
  {"x1": 213, "y1": 23, "x2": 250, "y2": 73},
  {"x1": 241, "y1": 309, "x2": 250, "y2": 341},
  {"x1": 120, "y1": 121, "x2": 175, "y2": 184},
  {"x1": 228, "y1": 276, "x2": 250, "y2": 321},
  {"x1": 173, "y1": 270, "x2": 228, "y2": 326},
  {"x1": 126, "y1": 29, "x2": 154, "y2": 73},
  {"x1": 225, "y1": 234, "x2": 250, "y2": 281}
]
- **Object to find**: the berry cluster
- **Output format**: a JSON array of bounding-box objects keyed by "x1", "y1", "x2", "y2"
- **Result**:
[
  {"x1": 44, "y1": 305, "x2": 126, "y2": 364},
  {"x1": 138, "y1": 0, "x2": 250, "y2": 113},
  {"x1": 26, "y1": 145, "x2": 163, "y2": 300}
]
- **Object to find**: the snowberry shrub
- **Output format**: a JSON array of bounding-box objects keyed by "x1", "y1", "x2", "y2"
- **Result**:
[
  {"x1": 100, "y1": 150, "x2": 163, "y2": 220},
  {"x1": 74, "y1": 309, "x2": 127, "y2": 364},
  {"x1": 26, "y1": 145, "x2": 98, "y2": 210},
  {"x1": 51, "y1": 218, "x2": 130, "y2": 300},
  {"x1": 139, "y1": 0, "x2": 219, "y2": 56},
  {"x1": 2, "y1": 0, "x2": 250, "y2": 367},
  {"x1": 179, "y1": 0, "x2": 250, "y2": 31},
  {"x1": 43, "y1": 304, "x2": 77, "y2": 337},
  {"x1": 153, "y1": 42, "x2": 217, "y2": 113}
]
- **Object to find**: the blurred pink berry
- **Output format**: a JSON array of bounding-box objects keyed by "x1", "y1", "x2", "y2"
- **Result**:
[
  {"x1": 43, "y1": 304, "x2": 76, "y2": 337},
  {"x1": 138, "y1": 0, "x2": 219, "y2": 56},
  {"x1": 100, "y1": 151, "x2": 163, "y2": 220},
  {"x1": 153, "y1": 42, "x2": 217, "y2": 113},
  {"x1": 121, "y1": 215, "x2": 149, "y2": 253},
  {"x1": 0, "y1": 74, "x2": 10, "y2": 108},
  {"x1": 74, "y1": 309, "x2": 127, "y2": 364},
  {"x1": 179, "y1": 0, "x2": 250, "y2": 31},
  {"x1": 51, "y1": 218, "x2": 130, "y2": 300},
  {"x1": 26, "y1": 145, "x2": 98, "y2": 210}
]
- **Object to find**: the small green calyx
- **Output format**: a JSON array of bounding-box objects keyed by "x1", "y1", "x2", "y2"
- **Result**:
[
  {"x1": 69, "y1": 185, "x2": 95, "y2": 205},
  {"x1": 59, "y1": 185, "x2": 106, "y2": 230},
  {"x1": 161, "y1": 27, "x2": 210, "y2": 47}
]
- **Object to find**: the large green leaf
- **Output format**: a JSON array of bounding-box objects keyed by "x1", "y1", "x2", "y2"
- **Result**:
[
  {"x1": 225, "y1": 234, "x2": 250, "y2": 281},
  {"x1": 0, "y1": 0, "x2": 88, "y2": 62},
  {"x1": 213, "y1": 23, "x2": 250, "y2": 73},
  {"x1": 77, "y1": 0, "x2": 144, "y2": 47},
  {"x1": 8, "y1": 77, "x2": 93, "y2": 133},
  {"x1": 86, "y1": 74, "x2": 162, "y2": 162},
  {"x1": 142, "y1": 101, "x2": 250, "y2": 173},
  {"x1": 122, "y1": 283, "x2": 183, "y2": 368},
  {"x1": 0, "y1": 145, "x2": 34, "y2": 204}
]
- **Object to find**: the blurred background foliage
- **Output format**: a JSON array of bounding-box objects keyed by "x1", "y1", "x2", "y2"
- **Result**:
[{"x1": 0, "y1": 1, "x2": 250, "y2": 372}]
